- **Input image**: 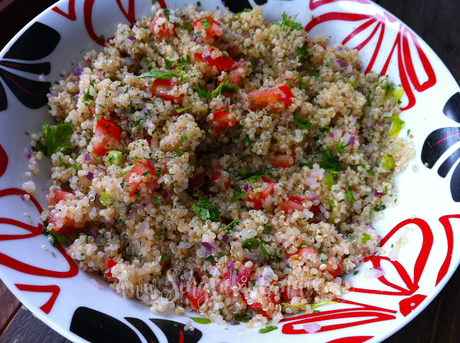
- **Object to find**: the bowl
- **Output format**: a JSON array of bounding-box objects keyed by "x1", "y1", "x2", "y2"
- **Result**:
[{"x1": 1, "y1": 0, "x2": 459, "y2": 342}]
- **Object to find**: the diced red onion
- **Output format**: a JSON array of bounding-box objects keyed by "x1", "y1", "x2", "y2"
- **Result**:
[
  {"x1": 335, "y1": 46, "x2": 343, "y2": 52},
  {"x1": 365, "y1": 267, "x2": 385, "y2": 279},
  {"x1": 85, "y1": 172, "x2": 94, "y2": 180},
  {"x1": 230, "y1": 269, "x2": 238, "y2": 287},
  {"x1": 228, "y1": 319, "x2": 239, "y2": 325},
  {"x1": 74, "y1": 65, "x2": 83, "y2": 76},
  {"x1": 202, "y1": 242, "x2": 217, "y2": 252},
  {"x1": 254, "y1": 59, "x2": 262, "y2": 72},
  {"x1": 329, "y1": 132, "x2": 335, "y2": 138},
  {"x1": 142, "y1": 106, "x2": 148, "y2": 114},
  {"x1": 222, "y1": 235, "x2": 230, "y2": 244},
  {"x1": 128, "y1": 35, "x2": 136, "y2": 41},
  {"x1": 84, "y1": 153, "x2": 91, "y2": 161},
  {"x1": 125, "y1": 57, "x2": 137, "y2": 66},
  {"x1": 336, "y1": 59, "x2": 349, "y2": 68},
  {"x1": 23, "y1": 148, "x2": 33, "y2": 159},
  {"x1": 104, "y1": 219, "x2": 116, "y2": 226},
  {"x1": 202, "y1": 49, "x2": 211, "y2": 61},
  {"x1": 227, "y1": 261, "x2": 234, "y2": 270},
  {"x1": 374, "y1": 190, "x2": 384, "y2": 196},
  {"x1": 150, "y1": 35, "x2": 155, "y2": 41},
  {"x1": 193, "y1": 35, "x2": 199, "y2": 42},
  {"x1": 162, "y1": 190, "x2": 171, "y2": 200},
  {"x1": 349, "y1": 135, "x2": 356, "y2": 146},
  {"x1": 209, "y1": 266, "x2": 220, "y2": 277},
  {"x1": 19, "y1": 194, "x2": 26, "y2": 201},
  {"x1": 303, "y1": 322, "x2": 321, "y2": 333},
  {"x1": 243, "y1": 251, "x2": 256, "y2": 262},
  {"x1": 243, "y1": 184, "x2": 250, "y2": 192}
]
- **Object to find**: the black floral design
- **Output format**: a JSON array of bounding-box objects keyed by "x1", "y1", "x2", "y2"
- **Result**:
[
  {"x1": 70, "y1": 307, "x2": 203, "y2": 343},
  {"x1": 222, "y1": 0, "x2": 268, "y2": 14},
  {"x1": 421, "y1": 92, "x2": 460, "y2": 201},
  {"x1": 0, "y1": 22, "x2": 60, "y2": 111}
]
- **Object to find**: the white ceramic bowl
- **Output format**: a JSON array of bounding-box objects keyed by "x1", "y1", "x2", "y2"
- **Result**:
[{"x1": 1, "y1": 1, "x2": 459, "y2": 342}]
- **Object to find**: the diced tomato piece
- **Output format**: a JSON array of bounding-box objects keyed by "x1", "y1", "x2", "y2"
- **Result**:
[
  {"x1": 93, "y1": 119, "x2": 121, "y2": 156},
  {"x1": 210, "y1": 107, "x2": 238, "y2": 133},
  {"x1": 261, "y1": 176, "x2": 277, "y2": 185},
  {"x1": 106, "y1": 259, "x2": 117, "y2": 278},
  {"x1": 227, "y1": 60, "x2": 250, "y2": 86},
  {"x1": 150, "y1": 79, "x2": 182, "y2": 105},
  {"x1": 149, "y1": 12, "x2": 174, "y2": 37},
  {"x1": 195, "y1": 48, "x2": 235, "y2": 72},
  {"x1": 193, "y1": 16, "x2": 223, "y2": 43},
  {"x1": 227, "y1": 46, "x2": 241, "y2": 59},
  {"x1": 217, "y1": 262, "x2": 253, "y2": 294},
  {"x1": 326, "y1": 253, "x2": 342, "y2": 277},
  {"x1": 280, "y1": 196, "x2": 321, "y2": 214},
  {"x1": 282, "y1": 74, "x2": 297, "y2": 87},
  {"x1": 247, "y1": 85, "x2": 294, "y2": 110},
  {"x1": 48, "y1": 190, "x2": 76, "y2": 233},
  {"x1": 88, "y1": 106, "x2": 96, "y2": 117},
  {"x1": 245, "y1": 290, "x2": 280, "y2": 317},
  {"x1": 49, "y1": 213, "x2": 75, "y2": 233},
  {"x1": 185, "y1": 285, "x2": 210, "y2": 309},
  {"x1": 247, "y1": 181, "x2": 275, "y2": 210},
  {"x1": 210, "y1": 171, "x2": 231, "y2": 191},
  {"x1": 270, "y1": 150, "x2": 295, "y2": 168},
  {"x1": 188, "y1": 173, "x2": 206, "y2": 191},
  {"x1": 124, "y1": 160, "x2": 157, "y2": 197},
  {"x1": 281, "y1": 285, "x2": 304, "y2": 302}
]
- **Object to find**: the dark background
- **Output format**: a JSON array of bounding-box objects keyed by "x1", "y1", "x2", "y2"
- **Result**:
[{"x1": 0, "y1": 0, "x2": 459, "y2": 342}]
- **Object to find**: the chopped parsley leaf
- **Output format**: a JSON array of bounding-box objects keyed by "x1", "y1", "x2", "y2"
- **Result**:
[
  {"x1": 33, "y1": 121, "x2": 73, "y2": 156},
  {"x1": 192, "y1": 194, "x2": 221, "y2": 221}
]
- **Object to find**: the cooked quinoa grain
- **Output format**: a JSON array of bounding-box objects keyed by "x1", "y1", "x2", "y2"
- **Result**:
[{"x1": 26, "y1": 5, "x2": 414, "y2": 326}]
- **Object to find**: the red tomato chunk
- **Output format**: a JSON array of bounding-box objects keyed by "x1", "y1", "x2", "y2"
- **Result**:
[
  {"x1": 184, "y1": 285, "x2": 209, "y2": 309},
  {"x1": 210, "y1": 108, "x2": 238, "y2": 133},
  {"x1": 149, "y1": 12, "x2": 174, "y2": 37},
  {"x1": 150, "y1": 79, "x2": 183, "y2": 105},
  {"x1": 193, "y1": 16, "x2": 223, "y2": 43},
  {"x1": 195, "y1": 48, "x2": 235, "y2": 72},
  {"x1": 217, "y1": 262, "x2": 253, "y2": 294},
  {"x1": 124, "y1": 160, "x2": 157, "y2": 197},
  {"x1": 48, "y1": 190, "x2": 76, "y2": 233},
  {"x1": 247, "y1": 85, "x2": 294, "y2": 110},
  {"x1": 210, "y1": 171, "x2": 231, "y2": 191},
  {"x1": 93, "y1": 119, "x2": 121, "y2": 156}
]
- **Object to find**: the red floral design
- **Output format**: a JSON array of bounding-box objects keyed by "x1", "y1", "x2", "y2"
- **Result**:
[
  {"x1": 436, "y1": 215, "x2": 460, "y2": 286},
  {"x1": 305, "y1": 7, "x2": 436, "y2": 111},
  {"x1": 281, "y1": 299, "x2": 396, "y2": 334},
  {"x1": 309, "y1": 0, "x2": 370, "y2": 10},
  {"x1": 0, "y1": 144, "x2": 7, "y2": 177},
  {"x1": 327, "y1": 336, "x2": 373, "y2": 343},
  {"x1": 52, "y1": 0, "x2": 76, "y2": 21},
  {"x1": 15, "y1": 284, "x2": 61, "y2": 314}
]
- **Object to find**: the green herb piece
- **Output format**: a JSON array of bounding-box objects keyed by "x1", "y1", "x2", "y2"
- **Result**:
[
  {"x1": 83, "y1": 88, "x2": 94, "y2": 102},
  {"x1": 353, "y1": 270, "x2": 359, "y2": 275},
  {"x1": 300, "y1": 161, "x2": 313, "y2": 168},
  {"x1": 318, "y1": 126, "x2": 330, "y2": 135},
  {"x1": 367, "y1": 168, "x2": 375, "y2": 176},
  {"x1": 347, "y1": 80, "x2": 359, "y2": 86},
  {"x1": 162, "y1": 253, "x2": 168, "y2": 259},
  {"x1": 223, "y1": 218, "x2": 238, "y2": 230},
  {"x1": 155, "y1": 196, "x2": 163, "y2": 206},
  {"x1": 310, "y1": 301, "x2": 337, "y2": 310},
  {"x1": 382, "y1": 154, "x2": 395, "y2": 170},
  {"x1": 235, "y1": 315, "x2": 252, "y2": 323},
  {"x1": 175, "y1": 149, "x2": 185, "y2": 157},
  {"x1": 190, "y1": 317, "x2": 212, "y2": 324},
  {"x1": 197, "y1": 82, "x2": 211, "y2": 99},
  {"x1": 345, "y1": 182, "x2": 355, "y2": 204},
  {"x1": 211, "y1": 77, "x2": 239, "y2": 98},
  {"x1": 264, "y1": 225, "x2": 273, "y2": 234},
  {"x1": 361, "y1": 233, "x2": 371, "y2": 243},
  {"x1": 387, "y1": 113, "x2": 405, "y2": 137},
  {"x1": 382, "y1": 83, "x2": 395, "y2": 93},
  {"x1": 325, "y1": 173, "x2": 334, "y2": 189},
  {"x1": 293, "y1": 114, "x2": 311, "y2": 130},
  {"x1": 242, "y1": 134, "x2": 252, "y2": 143},
  {"x1": 100, "y1": 191, "x2": 115, "y2": 207},
  {"x1": 230, "y1": 192, "x2": 245, "y2": 202},
  {"x1": 259, "y1": 325, "x2": 278, "y2": 334},
  {"x1": 104, "y1": 150, "x2": 123, "y2": 166},
  {"x1": 259, "y1": 243, "x2": 270, "y2": 259},
  {"x1": 278, "y1": 12, "x2": 303, "y2": 31},
  {"x1": 33, "y1": 121, "x2": 73, "y2": 156},
  {"x1": 239, "y1": 166, "x2": 270, "y2": 182},
  {"x1": 120, "y1": 169, "x2": 131, "y2": 176},
  {"x1": 296, "y1": 45, "x2": 309, "y2": 63},
  {"x1": 374, "y1": 204, "x2": 386, "y2": 211},
  {"x1": 164, "y1": 57, "x2": 175, "y2": 69},
  {"x1": 192, "y1": 194, "x2": 221, "y2": 221},
  {"x1": 280, "y1": 303, "x2": 307, "y2": 311},
  {"x1": 243, "y1": 8, "x2": 251, "y2": 12},
  {"x1": 319, "y1": 147, "x2": 342, "y2": 174},
  {"x1": 334, "y1": 76, "x2": 345, "y2": 83},
  {"x1": 204, "y1": 256, "x2": 213, "y2": 262},
  {"x1": 242, "y1": 238, "x2": 261, "y2": 249},
  {"x1": 326, "y1": 199, "x2": 335, "y2": 210},
  {"x1": 308, "y1": 69, "x2": 320, "y2": 79},
  {"x1": 163, "y1": 8, "x2": 171, "y2": 20},
  {"x1": 337, "y1": 142, "x2": 350, "y2": 154},
  {"x1": 138, "y1": 67, "x2": 185, "y2": 80},
  {"x1": 177, "y1": 55, "x2": 191, "y2": 65},
  {"x1": 177, "y1": 104, "x2": 194, "y2": 114},
  {"x1": 42, "y1": 226, "x2": 67, "y2": 247}
]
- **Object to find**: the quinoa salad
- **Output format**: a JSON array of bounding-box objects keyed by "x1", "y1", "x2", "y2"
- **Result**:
[{"x1": 24, "y1": 5, "x2": 415, "y2": 327}]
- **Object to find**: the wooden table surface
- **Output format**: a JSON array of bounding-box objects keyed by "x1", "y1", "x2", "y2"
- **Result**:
[{"x1": 1, "y1": 0, "x2": 459, "y2": 342}]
